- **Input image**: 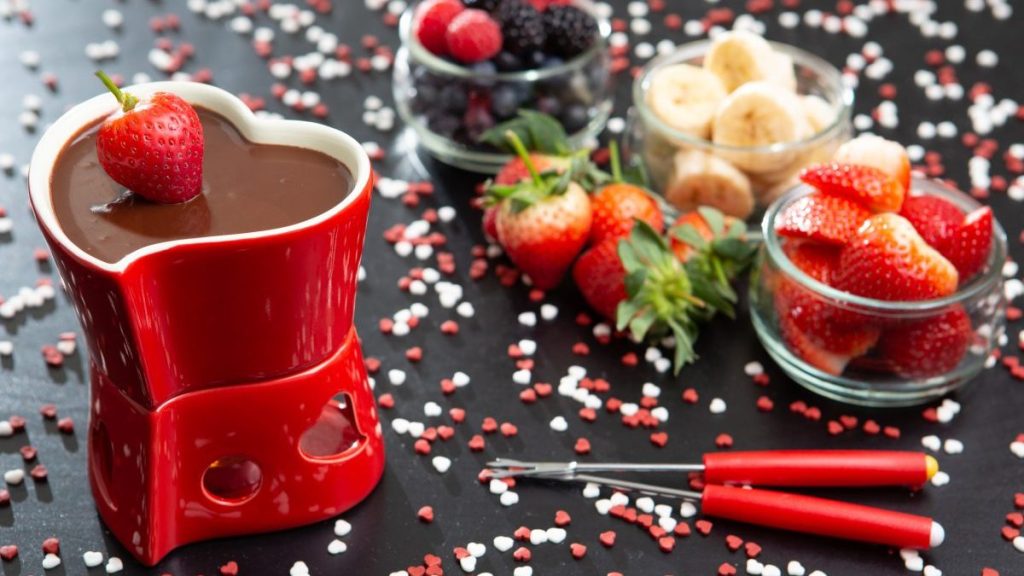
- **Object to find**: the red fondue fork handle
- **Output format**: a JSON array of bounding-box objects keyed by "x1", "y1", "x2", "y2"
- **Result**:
[
  {"x1": 703, "y1": 450, "x2": 938, "y2": 487},
  {"x1": 701, "y1": 484, "x2": 943, "y2": 549}
]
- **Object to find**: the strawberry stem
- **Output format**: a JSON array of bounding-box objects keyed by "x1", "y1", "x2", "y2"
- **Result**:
[
  {"x1": 95, "y1": 70, "x2": 138, "y2": 112},
  {"x1": 609, "y1": 140, "x2": 622, "y2": 183},
  {"x1": 504, "y1": 130, "x2": 543, "y2": 187}
]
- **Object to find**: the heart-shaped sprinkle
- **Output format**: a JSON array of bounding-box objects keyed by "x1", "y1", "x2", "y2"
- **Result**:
[
  {"x1": 414, "y1": 439, "x2": 431, "y2": 455},
  {"x1": 83, "y1": 551, "x2": 103, "y2": 568},
  {"x1": 0, "y1": 545, "x2": 18, "y2": 561},
  {"x1": 289, "y1": 561, "x2": 310, "y2": 576},
  {"x1": 106, "y1": 556, "x2": 124, "y2": 573},
  {"x1": 650, "y1": 432, "x2": 669, "y2": 447},
  {"x1": 41, "y1": 537, "x2": 60, "y2": 554},
  {"x1": 512, "y1": 547, "x2": 531, "y2": 562},
  {"x1": 675, "y1": 522, "x2": 691, "y2": 537},
  {"x1": 334, "y1": 519, "x2": 352, "y2": 537},
  {"x1": 744, "y1": 542, "x2": 762, "y2": 558},
  {"x1": 718, "y1": 563, "x2": 737, "y2": 576},
  {"x1": 658, "y1": 536, "x2": 675, "y2": 553},
  {"x1": 839, "y1": 415, "x2": 858, "y2": 429},
  {"x1": 468, "y1": 435, "x2": 485, "y2": 452},
  {"x1": 827, "y1": 420, "x2": 844, "y2": 435},
  {"x1": 3, "y1": 469, "x2": 24, "y2": 485},
  {"x1": 499, "y1": 491, "x2": 519, "y2": 506},
  {"x1": 574, "y1": 438, "x2": 591, "y2": 455},
  {"x1": 500, "y1": 422, "x2": 518, "y2": 437},
  {"x1": 424, "y1": 553, "x2": 442, "y2": 566},
  {"x1": 219, "y1": 560, "x2": 240, "y2": 575},
  {"x1": 981, "y1": 568, "x2": 1000, "y2": 576},
  {"x1": 453, "y1": 546, "x2": 470, "y2": 560},
  {"x1": 599, "y1": 530, "x2": 616, "y2": 547},
  {"x1": 513, "y1": 526, "x2": 531, "y2": 540},
  {"x1": 458, "y1": 556, "x2": 476, "y2": 572},
  {"x1": 533, "y1": 383, "x2": 552, "y2": 397},
  {"x1": 1008, "y1": 512, "x2": 1024, "y2": 527},
  {"x1": 546, "y1": 528, "x2": 566, "y2": 544},
  {"x1": 570, "y1": 542, "x2": 587, "y2": 559},
  {"x1": 431, "y1": 456, "x2": 451, "y2": 474},
  {"x1": 466, "y1": 542, "x2": 485, "y2": 558},
  {"x1": 725, "y1": 534, "x2": 743, "y2": 551},
  {"x1": 408, "y1": 566, "x2": 426, "y2": 576},
  {"x1": 554, "y1": 510, "x2": 571, "y2": 526},
  {"x1": 862, "y1": 420, "x2": 881, "y2": 435},
  {"x1": 417, "y1": 506, "x2": 434, "y2": 523},
  {"x1": 923, "y1": 565, "x2": 942, "y2": 576},
  {"x1": 787, "y1": 560, "x2": 806, "y2": 576},
  {"x1": 30, "y1": 465, "x2": 48, "y2": 481},
  {"x1": 1001, "y1": 526, "x2": 1020, "y2": 540},
  {"x1": 746, "y1": 559, "x2": 764, "y2": 575},
  {"x1": 19, "y1": 446, "x2": 37, "y2": 461},
  {"x1": 695, "y1": 519, "x2": 713, "y2": 535},
  {"x1": 493, "y1": 536, "x2": 514, "y2": 552},
  {"x1": 42, "y1": 553, "x2": 61, "y2": 569}
]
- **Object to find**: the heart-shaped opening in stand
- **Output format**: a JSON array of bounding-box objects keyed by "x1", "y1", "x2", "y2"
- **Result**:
[{"x1": 299, "y1": 393, "x2": 367, "y2": 460}]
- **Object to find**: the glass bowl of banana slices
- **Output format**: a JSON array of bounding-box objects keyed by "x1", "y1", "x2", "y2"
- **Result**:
[{"x1": 626, "y1": 30, "x2": 854, "y2": 220}]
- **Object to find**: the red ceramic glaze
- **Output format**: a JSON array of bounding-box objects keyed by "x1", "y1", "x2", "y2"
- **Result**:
[{"x1": 28, "y1": 83, "x2": 384, "y2": 566}]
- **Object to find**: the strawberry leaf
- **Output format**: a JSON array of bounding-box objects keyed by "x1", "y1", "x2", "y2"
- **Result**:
[
  {"x1": 697, "y1": 206, "x2": 725, "y2": 236},
  {"x1": 479, "y1": 110, "x2": 571, "y2": 156}
]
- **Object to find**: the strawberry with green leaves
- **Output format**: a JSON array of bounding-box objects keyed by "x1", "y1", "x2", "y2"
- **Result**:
[
  {"x1": 588, "y1": 142, "x2": 664, "y2": 245},
  {"x1": 573, "y1": 208, "x2": 754, "y2": 372},
  {"x1": 487, "y1": 131, "x2": 592, "y2": 290},
  {"x1": 670, "y1": 207, "x2": 757, "y2": 318}
]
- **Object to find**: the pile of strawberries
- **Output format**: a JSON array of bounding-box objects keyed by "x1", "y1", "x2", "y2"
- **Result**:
[
  {"x1": 483, "y1": 114, "x2": 754, "y2": 371},
  {"x1": 773, "y1": 135, "x2": 995, "y2": 378}
]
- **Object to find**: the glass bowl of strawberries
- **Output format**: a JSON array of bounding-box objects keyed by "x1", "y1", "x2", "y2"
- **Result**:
[
  {"x1": 393, "y1": 0, "x2": 612, "y2": 172},
  {"x1": 750, "y1": 136, "x2": 1008, "y2": 406}
]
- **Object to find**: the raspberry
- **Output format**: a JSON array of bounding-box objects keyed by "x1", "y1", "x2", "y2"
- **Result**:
[
  {"x1": 542, "y1": 5, "x2": 598, "y2": 58},
  {"x1": 414, "y1": 0, "x2": 464, "y2": 56},
  {"x1": 446, "y1": 9, "x2": 502, "y2": 63}
]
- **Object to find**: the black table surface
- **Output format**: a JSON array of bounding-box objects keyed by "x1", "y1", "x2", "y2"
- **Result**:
[{"x1": 2, "y1": 1, "x2": 1023, "y2": 575}]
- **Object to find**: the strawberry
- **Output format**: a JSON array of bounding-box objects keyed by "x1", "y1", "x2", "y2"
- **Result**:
[
  {"x1": 495, "y1": 153, "x2": 570, "y2": 185},
  {"x1": 937, "y1": 206, "x2": 993, "y2": 283},
  {"x1": 898, "y1": 194, "x2": 963, "y2": 248},
  {"x1": 833, "y1": 213, "x2": 959, "y2": 301},
  {"x1": 669, "y1": 211, "x2": 713, "y2": 263},
  {"x1": 833, "y1": 134, "x2": 912, "y2": 194},
  {"x1": 775, "y1": 242, "x2": 880, "y2": 361},
  {"x1": 572, "y1": 238, "x2": 627, "y2": 320},
  {"x1": 94, "y1": 71, "x2": 203, "y2": 204},
  {"x1": 589, "y1": 143, "x2": 664, "y2": 245},
  {"x1": 446, "y1": 9, "x2": 502, "y2": 64},
  {"x1": 488, "y1": 132, "x2": 591, "y2": 290},
  {"x1": 877, "y1": 305, "x2": 972, "y2": 378},
  {"x1": 800, "y1": 163, "x2": 905, "y2": 213},
  {"x1": 482, "y1": 205, "x2": 499, "y2": 242},
  {"x1": 778, "y1": 314, "x2": 852, "y2": 376},
  {"x1": 413, "y1": 0, "x2": 464, "y2": 56},
  {"x1": 775, "y1": 192, "x2": 871, "y2": 246}
]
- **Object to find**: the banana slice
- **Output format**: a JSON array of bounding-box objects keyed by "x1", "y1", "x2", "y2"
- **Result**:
[
  {"x1": 664, "y1": 149, "x2": 754, "y2": 219},
  {"x1": 802, "y1": 95, "x2": 838, "y2": 134},
  {"x1": 768, "y1": 52, "x2": 798, "y2": 92},
  {"x1": 711, "y1": 81, "x2": 810, "y2": 172},
  {"x1": 703, "y1": 30, "x2": 777, "y2": 92},
  {"x1": 646, "y1": 63, "x2": 729, "y2": 140}
]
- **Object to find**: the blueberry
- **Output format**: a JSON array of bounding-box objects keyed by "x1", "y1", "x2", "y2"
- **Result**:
[
  {"x1": 427, "y1": 112, "x2": 461, "y2": 138},
  {"x1": 438, "y1": 84, "x2": 468, "y2": 113},
  {"x1": 542, "y1": 56, "x2": 565, "y2": 69},
  {"x1": 491, "y1": 86, "x2": 520, "y2": 119},
  {"x1": 561, "y1": 104, "x2": 590, "y2": 134},
  {"x1": 470, "y1": 61, "x2": 497, "y2": 76},
  {"x1": 526, "y1": 50, "x2": 547, "y2": 69},
  {"x1": 535, "y1": 96, "x2": 562, "y2": 117},
  {"x1": 494, "y1": 51, "x2": 525, "y2": 72}
]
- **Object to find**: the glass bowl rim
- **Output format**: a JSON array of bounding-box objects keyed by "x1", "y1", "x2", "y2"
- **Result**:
[
  {"x1": 631, "y1": 38, "x2": 855, "y2": 154},
  {"x1": 762, "y1": 177, "x2": 1008, "y2": 313},
  {"x1": 398, "y1": 0, "x2": 611, "y2": 83}
]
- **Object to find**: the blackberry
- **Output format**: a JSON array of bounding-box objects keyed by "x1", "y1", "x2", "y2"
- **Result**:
[
  {"x1": 542, "y1": 5, "x2": 598, "y2": 58},
  {"x1": 494, "y1": 0, "x2": 546, "y2": 57}
]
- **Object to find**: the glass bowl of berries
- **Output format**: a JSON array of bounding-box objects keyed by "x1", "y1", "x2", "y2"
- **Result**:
[
  {"x1": 393, "y1": 0, "x2": 612, "y2": 172},
  {"x1": 749, "y1": 138, "x2": 1008, "y2": 406},
  {"x1": 626, "y1": 31, "x2": 853, "y2": 221}
]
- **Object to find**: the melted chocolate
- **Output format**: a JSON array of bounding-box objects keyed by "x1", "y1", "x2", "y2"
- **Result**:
[{"x1": 51, "y1": 108, "x2": 354, "y2": 263}]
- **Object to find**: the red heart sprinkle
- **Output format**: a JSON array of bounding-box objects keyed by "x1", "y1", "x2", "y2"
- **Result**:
[
  {"x1": 57, "y1": 417, "x2": 74, "y2": 434},
  {"x1": 1015, "y1": 493, "x2": 1024, "y2": 509},
  {"x1": 436, "y1": 426, "x2": 455, "y2": 441},
  {"x1": 637, "y1": 513, "x2": 653, "y2": 528},
  {"x1": 41, "y1": 537, "x2": 59, "y2": 555},
  {"x1": 440, "y1": 379, "x2": 456, "y2": 395},
  {"x1": 555, "y1": 510, "x2": 571, "y2": 526},
  {"x1": 744, "y1": 542, "x2": 762, "y2": 558},
  {"x1": 883, "y1": 426, "x2": 901, "y2": 439},
  {"x1": 30, "y1": 465, "x2": 48, "y2": 481},
  {"x1": 1006, "y1": 512, "x2": 1023, "y2": 527},
  {"x1": 19, "y1": 446, "x2": 37, "y2": 461},
  {"x1": 675, "y1": 522, "x2": 691, "y2": 537},
  {"x1": 574, "y1": 438, "x2": 591, "y2": 455},
  {"x1": 695, "y1": 519, "x2": 713, "y2": 535},
  {"x1": 658, "y1": 536, "x2": 675, "y2": 552},
  {"x1": 839, "y1": 415, "x2": 858, "y2": 429},
  {"x1": 468, "y1": 435, "x2": 485, "y2": 452},
  {"x1": 715, "y1": 433, "x2": 734, "y2": 448},
  {"x1": 481, "y1": 417, "x2": 497, "y2": 433},
  {"x1": 755, "y1": 396, "x2": 774, "y2": 412},
  {"x1": 682, "y1": 388, "x2": 698, "y2": 404},
  {"x1": 417, "y1": 506, "x2": 434, "y2": 523},
  {"x1": 500, "y1": 423, "x2": 518, "y2": 437},
  {"x1": 219, "y1": 561, "x2": 239, "y2": 575},
  {"x1": 0, "y1": 545, "x2": 18, "y2": 561},
  {"x1": 827, "y1": 420, "x2": 844, "y2": 435},
  {"x1": 407, "y1": 566, "x2": 426, "y2": 576},
  {"x1": 533, "y1": 383, "x2": 552, "y2": 397},
  {"x1": 1001, "y1": 526, "x2": 1020, "y2": 540},
  {"x1": 789, "y1": 400, "x2": 807, "y2": 414},
  {"x1": 648, "y1": 526, "x2": 666, "y2": 539},
  {"x1": 725, "y1": 534, "x2": 743, "y2": 551},
  {"x1": 862, "y1": 420, "x2": 880, "y2": 435},
  {"x1": 650, "y1": 432, "x2": 669, "y2": 447},
  {"x1": 377, "y1": 393, "x2": 394, "y2": 409},
  {"x1": 453, "y1": 547, "x2": 470, "y2": 560},
  {"x1": 718, "y1": 563, "x2": 737, "y2": 576},
  {"x1": 519, "y1": 389, "x2": 537, "y2": 403},
  {"x1": 449, "y1": 408, "x2": 465, "y2": 423},
  {"x1": 40, "y1": 404, "x2": 57, "y2": 419},
  {"x1": 982, "y1": 568, "x2": 1000, "y2": 576},
  {"x1": 570, "y1": 542, "x2": 587, "y2": 559},
  {"x1": 513, "y1": 526, "x2": 531, "y2": 540},
  {"x1": 512, "y1": 547, "x2": 531, "y2": 562},
  {"x1": 804, "y1": 407, "x2": 822, "y2": 421},
  {"x1": 599, "y1": 531, "x2": 616, "y2": 547},
  {"x1": 414, "y1": 439, "x2": 431, "y2": 455}
]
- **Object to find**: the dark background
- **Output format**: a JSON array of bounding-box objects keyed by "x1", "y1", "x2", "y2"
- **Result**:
[{"x1": 1, "y1": 1, "x2": 1023, "y2": 575}]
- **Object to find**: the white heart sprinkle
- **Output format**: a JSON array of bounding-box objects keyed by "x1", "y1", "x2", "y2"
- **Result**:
[
  {"x1": 546, "y1": 527, "x2": 567, "y2": 544},
  {"x1": 787, "y1": 560, "x2": 806, "y2": 576},
  {"x1": 654, "y1": 504, "x2": 672, "y2": 518},
  {"x1": 327, "y1": 539, "x2": 347, "y2": 555},
  {"x1": 680, "y1": 501, "x2": 698, "y2": 518},
  {"x1": 467, "y1": 542, "x2": 486, "y2": 557},
  {"x1": 594, "y1": 499, "x2": 612, "y2": 515},
  {"x1": 635, "y1": 497, "x2": 655, "y2": 513},
  {"x1": 642, "y1": 382, "x2": 661, "y2": 398},
  {"x1": 0, "y1": 421, "x2": 12, "y2": 437},
  {"x1": 651, "y1": 407, "x2": 669, "y2": 422},
  {"x1": 1014, "y1": 535, "x2": 1024, "y2": 552},
  {"x1": 42, "y1": 554, "x2": 61, "y2": 570},
  {"x1": 408, "y1": 421, "x2": 425, "y2": 438},
  {"x1": 540, "y1": 304, "x2": 558, "y2": 320},
  {"x1": 83, "y1": 551, "x2": 103, "y2": 568},
  {"x1": 549, "y1": 416, "x2": 568, "y2": 432},
  {"x1": 517, "y1": 312, "x2": 536, "y2": 326},
  {"x1": 499, "y1": 491, "x2": 519, "y2": 506},
  {"x1": 105, "y1": 557, "x2": 124, "y2": 573},
  {"x1": 905, "y1": 556, "x2": 924, "y2": 571},
  {"x1": 489, "y1": 479, "x2": 508, "y2": 495},
  {"x1": 493, "y1": 536, "x2": 514, "y2": 552},
  {"x1": 923, "y1": 565, "x2": 942, "y2": 576},
  {"x1": 1010, "y1": 441, "x2": 1024, "y2": 459},
  {"x1": 943, "y1": 439, "x2": 963, "y2": 454},
  {"x1": 619, "y1": 403, "x2": 639, "y2": 417},
  {"x1": 452, "y1": 372, "x2": 470, "y2": 387},
  {"x1": 388, "y1": 571, "x2": 409, "y2": 576},
  {"x1": 424, "y1": 402, "x2": 442, "y2": 418},
  {"x1": 762, "y1": 565, "x2": 781, "y2": 576},
  {"x1": 658, "y1": 516, "x2": 677, "y2": 532},
  {"x1": 807, "y1": 572, "x2": 828, "y2": 576},
  {"x1": 512, "y1": 369, "x2": 532, "y2": 385},
  {"x1": 609, "y1": 492, "x2": 630, "y2": 506},
  {"x1": 513, "y1": 567, "x2": 533, "y2": 576},
  {"x1": 391, "y1": 418, "x2": 410, "y2": 434},
  {"x1": 709, "y1": 398, "x2": 727, "y2": 414},
  {"x1": 930, "y1": 471, "x2": 950, "y2": 487},
  {"x1": 290, "y1": 561, "x2": 310, "y2": 576},
  {"x1": 529, "y1": 528, "x2": 548, "y2": 545},
  {"x1": 744, "y1": 361, "x2": 764, "y2": 376},
  {"x1": 582, "y1": 483, "x2": 601, "y2": 499},
  {"x1": 459, "y1": 555, "x2": 476, "y2": 573},
  {"x1": 518, "y1": 339, "x2": 537, "y2": 356},
  {"x1": 334, "y1": 519, "x2": 352, "y2": 537},
  {"x1": 746, "y1": 558, "x2": 764, "y2": 575},
  {"x1": 899, "y1": 549, "x2": 920, "y2": 561},
  {"x1": 387, "y1": 369, "x2": 406, "y2": 386},
  {"x1": 4, "y1": 469, "x2": 24, "y2": 485},
  {"x1": 921, "y1": 435, "x2": 941, "y2": 452},
  {"x1": 432, "y1": 456, "x2": 451, "y2": 474}
]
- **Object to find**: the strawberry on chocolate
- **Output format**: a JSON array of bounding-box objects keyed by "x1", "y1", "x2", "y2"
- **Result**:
[{"x1": 94, "y1": 71, "x2": 204, "y2": 204}]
